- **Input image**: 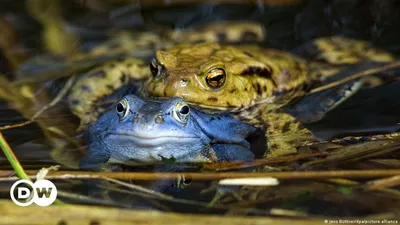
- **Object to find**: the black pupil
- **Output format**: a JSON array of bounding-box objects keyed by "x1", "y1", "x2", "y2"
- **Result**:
[
  {"x1": 150, "y1": 63, "x2": 158, "y2": 76},
  {"x1": 211, "y1": 74, "x2": 223, "y2": 82},
  {"x1": 179, "y1": 105, "x2": 189, "y2": 115},
  {"x1": 116, "y1": 103, "x2": 125, "y2": 113}
]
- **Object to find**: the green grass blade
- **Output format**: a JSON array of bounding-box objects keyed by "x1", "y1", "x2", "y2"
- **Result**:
[{"x1": 0, "y1": 132, "x2": 30, "y2": 180}]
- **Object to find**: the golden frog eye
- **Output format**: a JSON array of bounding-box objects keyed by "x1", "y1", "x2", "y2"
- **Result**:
[
  {"x1": 206, "y1": 68, "x2": 226, "y2": 88},
  {"x1": 173, "y1": 101, "x2": 190, "y2": 123},
  {"x1": 116, "y1": 98, "x2": 130, "y2": 120},
  {"x1": 150, "y1": 58, "x2": 159, "y2": 77}
]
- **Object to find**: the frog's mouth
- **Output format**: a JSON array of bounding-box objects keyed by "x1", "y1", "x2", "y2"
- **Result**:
[
  {"x1": 107, "y1": 133, "x2": 199, "y2": 146},
  {"x1": 150, "y1": 96, "x2": 276, "y2": 113}
]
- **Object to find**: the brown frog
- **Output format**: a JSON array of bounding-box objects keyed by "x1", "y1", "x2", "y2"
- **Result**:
[
  {"x1": 63, "y1": 21, "x2": 266, "y2": 129},
  {"x1": 146, "y1": 37, "x2": 394, "y2": 157}
]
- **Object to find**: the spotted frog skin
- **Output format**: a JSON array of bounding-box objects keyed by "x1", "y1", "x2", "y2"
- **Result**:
[
  {"x1": 14, "y1": 21, "x2": 265, "y2": 125},
  {"x1": 56, "y1": 21, "x2": 266, "y2": 129},
  {"x1": 146, "y1": 37, "x2": 395, "y2": 157},
  {"x1": 17, "y1": 15, "x2": 393, "y2": 160},
  {"x1": 68, "y1": 58, "x2": 151, "y2": 129},
  {"x1": 80, "y1": 94, "x2": 257, "y2": 170},
  {"x1": 70, "y1": 21, "x2": 265, "y2": 66},
  {"x1": 148, "y1": 43, "x2": 314, "y2": 109}
]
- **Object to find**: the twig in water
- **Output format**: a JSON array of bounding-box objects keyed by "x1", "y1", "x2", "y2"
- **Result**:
[
  {"x1": 0, "y1": 121, "x2": 33, "y2": 131},
  {"x1": 31, "y1": 75, "x2": 76, "y2": 121},
  {"x1": 364, "y1": 175, "x2": 400, "y2": 191},
  {"x1": 0, "y1": 75, "x2": 76, "y2": 131},
  {"x1": 309, "y1": 60, "x2": 400, "y2": 94},
  {"x1": 1, "y1": 169, "x2": 400, "y2": 181}
]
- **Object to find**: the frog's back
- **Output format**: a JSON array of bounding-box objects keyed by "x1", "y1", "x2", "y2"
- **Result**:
[{"x1": 236, "y1": 45, "x2": 318, "y2": 101}]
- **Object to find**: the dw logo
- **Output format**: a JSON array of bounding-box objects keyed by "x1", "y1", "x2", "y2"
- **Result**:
[{"x1": 10, "y1": 179, "x2": 57, "y2": 206}]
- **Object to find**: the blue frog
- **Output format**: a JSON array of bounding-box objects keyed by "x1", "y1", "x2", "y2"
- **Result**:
[{"x1": 80, "y1": 95, "x2": 257, "y2": 170}]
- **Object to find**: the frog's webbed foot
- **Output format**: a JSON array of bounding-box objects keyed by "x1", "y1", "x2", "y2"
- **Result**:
[{"x1": 262, "y1": 110, "x2": 315, "y2": 158}]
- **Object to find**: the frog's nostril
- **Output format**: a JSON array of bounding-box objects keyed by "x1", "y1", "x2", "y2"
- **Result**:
[
  {"x1": 155, "y1": 115, "x2": 165, "y2": 124},
  {"x1": 180, "y1": 78, "x2": 189, "y2": 87},
  {"x1": 132, "y1": 115, "x2": 139, "y2": 122}
]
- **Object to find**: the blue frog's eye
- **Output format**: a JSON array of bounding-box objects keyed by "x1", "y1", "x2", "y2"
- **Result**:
[
  {"x1": 116, "y1": 98, "x2": 129, "y2": 120},
  {"x1": 173, "y1": 101, "x2": 190, "y2": 124}
]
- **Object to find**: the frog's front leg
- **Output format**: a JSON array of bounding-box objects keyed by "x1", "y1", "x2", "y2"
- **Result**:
[
  {"x1": 212, "y1": 144, "x2": 255, "y2": 162},
  {"x1": 68, "y1": 58, "x2": 151, "y2": 130},
  {"x1": 262, "y1": 110, "x2": 315, "y2": 158},
  {"x1": 79, "y1": 141, "x2": 111, "y2": 171},
  {"x1": 264, "y1": 80, "x2": 366, "y2": 157},
  {"x1": 197, "y1": 144, "x2": 254, "y2": 163}
]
